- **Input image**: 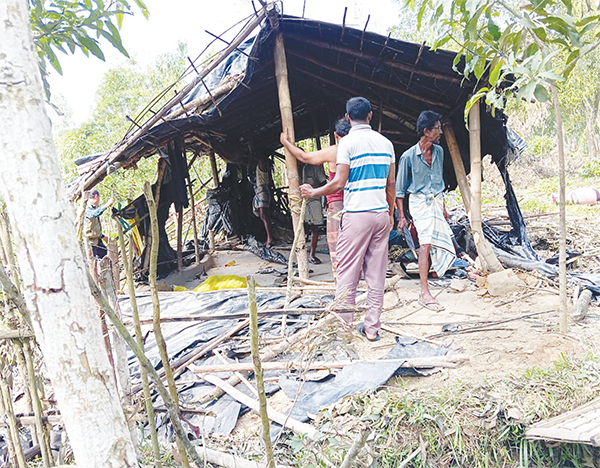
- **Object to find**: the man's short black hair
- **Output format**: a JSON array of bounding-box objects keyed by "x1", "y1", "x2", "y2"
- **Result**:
[
  {"x1": 416, "y1": 110, "x2": 443, "y2": 137},
  {"x1": 90, "y1": 189, "x2": 100, "y2": 198},
  {"x1": 346, "y1": 97, "x2": 371, "y2": 121},
  {"x1": 334, "y1": 118, "x2": 351, "y2": 137}
]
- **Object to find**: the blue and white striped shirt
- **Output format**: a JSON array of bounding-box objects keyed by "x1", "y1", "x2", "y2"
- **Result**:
[{"x1": 336, "y1": 124, "x2": 395, "y2": 212}]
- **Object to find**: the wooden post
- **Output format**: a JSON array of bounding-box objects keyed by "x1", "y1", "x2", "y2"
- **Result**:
[
  {"x1": 469, "y1": 103, "x2": 503, "y2": 273},
  {"x1": 209, "y1": 151, "x2": 220, "y2": 188},
  {"x1": 272, "y1": 16, "x2": 309, "y2": 279},
  {"x1": 442, "y1": 121, "x2": 471, "y2": 214},
  {"x1": 176, "y1": 207, "x2": 183, "y2": 272},
  {"x1": 551, "y1": 83, "x2": 568, "y2": 333},
  {"x1": 187, "y1": 176, "x2": 201, "y2": 264}
]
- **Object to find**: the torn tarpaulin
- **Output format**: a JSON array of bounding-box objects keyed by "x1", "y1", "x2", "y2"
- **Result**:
[{"x1": 269, "y1": 336, "x2": 450, "y2": 440}]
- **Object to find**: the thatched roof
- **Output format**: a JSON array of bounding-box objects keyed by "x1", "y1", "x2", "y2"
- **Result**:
[{"x1": 67, "y1": 12, "x2": 510, "y2": 200}]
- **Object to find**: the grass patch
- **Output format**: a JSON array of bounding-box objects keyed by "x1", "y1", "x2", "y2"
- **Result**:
[{"x1": 279, "y1": 353, "x2": 600, "y2": 467}]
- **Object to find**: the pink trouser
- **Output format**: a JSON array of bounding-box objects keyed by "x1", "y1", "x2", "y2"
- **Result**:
[{"x1": 335, "y1": 210, "x2": 390, "y2": 336}]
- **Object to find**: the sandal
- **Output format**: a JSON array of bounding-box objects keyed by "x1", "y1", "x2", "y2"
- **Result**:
[
  {"x1": 356, "y1": 322, "x2": 380, "y2": 342},
  {"x1": 418, "y1": 297, "x2": 445, "y2": 312}
]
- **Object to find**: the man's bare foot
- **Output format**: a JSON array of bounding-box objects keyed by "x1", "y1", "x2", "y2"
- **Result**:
[{"x1": 418, "y1": 293, "x2": 445, "y2": 311}]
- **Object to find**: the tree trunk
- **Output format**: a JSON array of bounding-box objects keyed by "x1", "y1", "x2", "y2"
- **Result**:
[
  {"x1": 0, "y1": 1, "x2": 138, "y2": 466},
  {"x1": 551, "y1": 84, "x2": 568, "y2": 332},
  {"x1": 468, "y1": 104, "x2": 503, "y2": 272}
]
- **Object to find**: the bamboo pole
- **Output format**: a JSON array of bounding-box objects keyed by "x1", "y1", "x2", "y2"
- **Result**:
[
  {"x1": 272, "y1": 16, "x2": 309, "y2": 279},
  {"x1": 176, "y1": 207, "x2": 183, "y2": 272},
  {"x1": 468, "y1": 104, "x2": 503, "y2": 272},
  {"x1": 209, "y1": 151, "x2": 220, "y2": 188},
  {"x1": 0, "y1": 370, "x2": 27, "y2": 468},
  {"x1": 247, "y1": 276, "x2": 275, "y2": 468},
  {"x1": 116, "y1": 221, "x2": 162, "y2": 465},
  {"x1": 202, "y1": 374, "x2": 317, "y2": 440},
  {"x1": 22, "y1": 340, "x2": 52, "y2": 468},
  {"x1": 186, "y1": 176, "x2": 200, "y2": 264},
  {"x1": 0, "y1": 381, "x2": 19, "y2": 468},
  {"x1": 442, "y1": 121, "x2": 471, "y2": 214},
  {"x1": 190, "y1": 355, "x2": 468, "y2": 374},
  {"x1": 551, "y1": 84, "x2": 568, "y2": 333},
  {"x1": 87, "y1": 276, "x2": 204, "y2": 467},
  {"x1": 12, "y1": 341, "x2": 35, "y2": 445},
  {"x1": 144, "y1": 182, "x2": 191, "y2": 468}
]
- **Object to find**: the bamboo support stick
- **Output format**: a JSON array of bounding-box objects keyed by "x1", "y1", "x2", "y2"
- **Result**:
[
  {"x1": 284, "y1": 198, "x2": 307, "y2": 334},
  {"x1": 247, "y1": 276, "x2": 276, "y2": 468},
  {"x1": 130, "y1": 306, "x2": 367, "y2": 324},
  {"x1": 442, "y1": 121, "x2": 471, "y2": 214},
  {"x1": 0, "y1": 372, "x2": 27, "y2": 468},
  {"x1": 87, "y1": 275, "x2": 204, "y2": 467},
  {"x1": 176, "y1": 207, "x2": 183, "y2": 272},
  {"x1": 190, "y1": 355, "x2": 468, "y2": 374},
  {"x1": 186, "y1": 176, "x2": 200, "y2": 264},
  {"x1": 143, "y1": 182, "x2": 191, "y2": 468},
  {"x1": 339, "y1": 428, "x2": 369, "y2": 468},
  {"x1": 468, "y1": 104, "x2": 502, "y2": 272},
  {"x1": 116, "y1": 221, "x2": 161, "y2": 465},
  {"x1": 272, "y1": 21, "x2": 308, "y2": 279},
  {"x1": 551, "y1": 83, "x2": 568, "y2": 333},
  {"x1": 202, "y1": 374, "x2": 317, "y2": 439},
  {"x1": 22, "y1": 340, "x2": 52, "y2": 468},
  {"x1": 12, "y1": 341, "x2": 35, "y2": 445},
  {"x1": 209, "y1": 150, "x2": 220, "y2": 188}
]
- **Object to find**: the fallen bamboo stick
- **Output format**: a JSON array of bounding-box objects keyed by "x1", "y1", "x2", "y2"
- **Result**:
[
  {"x1": 130, "y1": 306, "x2": 368, "y2": 324},
  {"x1": 190, "y1": 355, "x2": 469, "y2": 374},
  {"x1": 380, "y1": 324, "x2": 445, "y2": 347},
  {"x1": 0, "y1": 329, "x2": 34, "y2": 340},
  {"x1": 194, "y1": 445, "x2": 285, "y2": 468},
  {"x1": 201, "y1": 374, "x2": 317, "y2": 440}
]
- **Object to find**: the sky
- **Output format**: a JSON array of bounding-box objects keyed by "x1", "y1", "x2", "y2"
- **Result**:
[{"x1": 47, "y1": 0, "x2": 401, "y2": 125}]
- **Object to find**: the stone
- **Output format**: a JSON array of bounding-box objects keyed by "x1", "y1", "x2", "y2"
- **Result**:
[{"x1": 487, "y1": 269, "x2": 526, "y2": 297}]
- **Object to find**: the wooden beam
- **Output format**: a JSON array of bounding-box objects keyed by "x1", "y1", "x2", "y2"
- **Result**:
[
  {"x1": 442, "y1": 121, "x2": 471, "y2": 214},
  {"x1": 273, "y1": 24, "x2": 309, "y2": 279}
]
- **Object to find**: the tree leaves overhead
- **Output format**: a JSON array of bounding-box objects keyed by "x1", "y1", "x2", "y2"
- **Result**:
[
  {"x1": 29, "y1": 0, "x2": 149, "y2": 98},
  {"x1": 408, "y1": 0, "x2": 600, "y2": 117}
]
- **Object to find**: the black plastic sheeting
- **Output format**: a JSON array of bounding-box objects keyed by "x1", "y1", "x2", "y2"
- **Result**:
[
  {"x1": 270, "y1": 336, "x2": 449, "y2": 441},
  {"x1": 119, "y1": 290, "x2": 450, "y2": 443}
]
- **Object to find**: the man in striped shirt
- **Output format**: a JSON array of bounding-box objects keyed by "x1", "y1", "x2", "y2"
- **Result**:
[{"x1": 300, "y1": 97, "x2": 396, "y2": 341}]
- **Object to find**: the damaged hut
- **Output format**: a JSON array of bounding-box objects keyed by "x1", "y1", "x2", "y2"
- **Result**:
[{"x1": 67, "y1": 7, "x2": 544, "y2": 279}]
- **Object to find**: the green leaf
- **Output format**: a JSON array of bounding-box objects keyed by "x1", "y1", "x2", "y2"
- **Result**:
[
  {"x1": 534, "y1": 84, "x2": 550, "y2": 102},
  {"x1": 487, "y1": 18, "x2": 501, "y2": 41},
  {"x1": 489, "y1": 60, "x2": 503, "y2": 86},
  {"x1": 77, "y1": 34, "x2": 106, "y2": 60},
  {"x1": 463, "y1": 88, "x2": 488, "y2": 126},
  {"x1": 474, "y1": 57, "x2": 486, "y2": 79}
]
